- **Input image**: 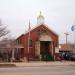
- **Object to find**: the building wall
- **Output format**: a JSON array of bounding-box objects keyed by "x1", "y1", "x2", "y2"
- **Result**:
[{"x1": 21, "y1": 25, "x2": 58, "y2": 59}]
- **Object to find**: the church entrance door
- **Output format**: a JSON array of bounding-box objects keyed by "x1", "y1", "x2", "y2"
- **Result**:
[{"x1": 40, "y1": 41, "x2": 53, "y2": 61}]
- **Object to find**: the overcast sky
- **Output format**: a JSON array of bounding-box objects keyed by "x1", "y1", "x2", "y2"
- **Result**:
[{"x1": 0, "y1": 0, "x2": 75, "y2": 44}]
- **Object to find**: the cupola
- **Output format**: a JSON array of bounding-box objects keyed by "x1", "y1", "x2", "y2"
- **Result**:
[{"x1": 37, "y1": 11, "x2": 45, "y2": 25}]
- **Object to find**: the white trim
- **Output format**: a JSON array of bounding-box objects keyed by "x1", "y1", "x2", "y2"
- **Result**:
[{"x1": 39, "y1": 34, "x2": 53, "y2": 41}]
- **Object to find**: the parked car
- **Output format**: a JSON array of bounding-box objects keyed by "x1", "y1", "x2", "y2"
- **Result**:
[
  {"x1": 59, "y1": 52, "x2": 75, "y2": 61},
  {"x1": 64, "y1": 52, "x2": 75, "y2": 61},
  {"x1": 69, "y1": 52, "x2": 75, "y2": 61}
]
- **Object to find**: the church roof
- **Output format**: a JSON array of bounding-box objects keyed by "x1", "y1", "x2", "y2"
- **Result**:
[{"x1": 24, "y1": 24, "x2": 58, "y2": 36}]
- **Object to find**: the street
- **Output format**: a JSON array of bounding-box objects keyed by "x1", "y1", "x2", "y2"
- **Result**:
[{"x1": 0, "y1": 65, "x2": 75, "y2": 75}]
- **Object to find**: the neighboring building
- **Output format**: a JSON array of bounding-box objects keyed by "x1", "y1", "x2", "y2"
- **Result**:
[
  {"x1": 59, "y1": 44, "x2": 75, "y2": 60},
  {"x1": 14, "y1": 12, "x2": 59, "y2": 61},
  {"x1": 59, "y1": 44, "x2": 75, "y2": 52}
]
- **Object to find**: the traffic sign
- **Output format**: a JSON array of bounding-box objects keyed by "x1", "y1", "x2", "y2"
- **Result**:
[{"x1": 71, "y1": 25, "x2": 75, "y2": 31}]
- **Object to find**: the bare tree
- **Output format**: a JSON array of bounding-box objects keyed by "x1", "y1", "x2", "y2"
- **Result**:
[
  {"x1": 0, "y1": 19, "x2": 9, "y2": 38},
  {"x1": 0, "y1": 37, "x2": 15, "y2": 47}
]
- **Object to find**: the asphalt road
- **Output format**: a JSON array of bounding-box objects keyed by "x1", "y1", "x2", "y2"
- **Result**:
[{"x1": 0, "y1": 66, "x2": 75, "y2": 75}]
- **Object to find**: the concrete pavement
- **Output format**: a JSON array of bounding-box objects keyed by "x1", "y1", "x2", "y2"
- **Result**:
[
  {"x1": 12, "y1": 61, "x2": 75, "y2": 67},
  {"x1": 0, "y1": 61, "x2": 75, "y2": 67}
]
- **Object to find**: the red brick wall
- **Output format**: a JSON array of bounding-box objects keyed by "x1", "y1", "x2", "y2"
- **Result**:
[{"x1": 21, "y1": 25, "x2": 58, "y2": 58}]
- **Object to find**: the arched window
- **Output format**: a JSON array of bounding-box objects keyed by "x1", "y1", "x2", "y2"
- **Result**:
[{"x1": 29, "y1": 40, "x2": 33, "y2": 47}]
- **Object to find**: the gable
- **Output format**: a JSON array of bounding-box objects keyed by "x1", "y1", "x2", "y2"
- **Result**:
[
  {"x1": 37, "y1": 24, "x2": 58, "y2": 37},
  {"x1": 24, "y1": 24, "x2": 58, "y2": 37}
]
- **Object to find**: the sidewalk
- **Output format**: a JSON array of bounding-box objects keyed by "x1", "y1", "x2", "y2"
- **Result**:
[
  {"x1": 0, "y1": 61, "x2": 75, "y2": 67},
  {"x1": 0, "y1": 61, "x2": 75, "y2": 75},
  {"x1": 11, "y1": 61, "x2": 75, "y2": 67},
  {"x1": 15, "y1": 61, "x2": 75, "y2": 67}
]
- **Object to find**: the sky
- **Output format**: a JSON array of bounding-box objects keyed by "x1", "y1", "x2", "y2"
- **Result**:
[{"x1": 0, "y1": 0, "x2": 75, "y2": 44}]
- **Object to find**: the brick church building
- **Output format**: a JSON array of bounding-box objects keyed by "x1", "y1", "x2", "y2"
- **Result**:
[{"x1": 13, "y1": 12, "x2": 59, "y2": 61}]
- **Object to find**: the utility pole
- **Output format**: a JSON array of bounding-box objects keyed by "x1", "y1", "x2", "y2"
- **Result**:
[
  {"x1": 64, "y1": 32, "x2": 70, "y2": 44},
  {"x1": 28, "y1": 20, "x2": 31, "y2": 62}
]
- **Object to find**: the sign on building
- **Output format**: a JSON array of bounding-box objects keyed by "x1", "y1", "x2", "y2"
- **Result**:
[{"x1": 55, "y1": 47, "x2": 59, "y2": 53}]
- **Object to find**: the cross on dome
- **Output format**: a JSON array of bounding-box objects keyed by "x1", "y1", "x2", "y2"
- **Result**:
[{"x1": 37, "y1": 11, "x2": 45, "y2": 25}]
